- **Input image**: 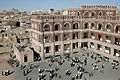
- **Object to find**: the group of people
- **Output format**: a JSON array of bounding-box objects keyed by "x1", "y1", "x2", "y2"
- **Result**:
[
  {"x1": 13, "y1": 51, "x2": 120, "y2": 80},
  {"x1": 2, "y1": 69, "x2": 10, "y2": 76}
]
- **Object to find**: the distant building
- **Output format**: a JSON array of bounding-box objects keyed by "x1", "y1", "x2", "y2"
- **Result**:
[{"x1": 48, "y1": 9, "x2": 54, "y2": 14}]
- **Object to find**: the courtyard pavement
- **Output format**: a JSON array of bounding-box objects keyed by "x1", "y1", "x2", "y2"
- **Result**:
[{"x1": 12, "y1": 50, "x2": 120, "y2": 80}]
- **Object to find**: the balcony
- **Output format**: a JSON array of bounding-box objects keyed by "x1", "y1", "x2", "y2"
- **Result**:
[
  {"x1": 106, "y1": 40, "x2": 111, "y2": 43},
  {"x1": 105, "y1": 47, "x2": 110, "y2": 54},
  {"x1": 105, "y1": 49, "x2": 110, "y2": 54},
  {"x1": 91, "y1": 36, "x2": 95, "y2": 39},
  {"x1": 44, "y1": 39, "x2": 50, "y2": 43}
]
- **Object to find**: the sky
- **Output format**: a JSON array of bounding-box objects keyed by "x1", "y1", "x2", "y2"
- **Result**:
[{"x1": 0, "y1": 0, "x2": 120, "y2": 11}]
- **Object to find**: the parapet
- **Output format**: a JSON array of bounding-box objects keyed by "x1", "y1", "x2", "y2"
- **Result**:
[{"x1": 81, "y1": 5, "x2": 116, "y2": 9}]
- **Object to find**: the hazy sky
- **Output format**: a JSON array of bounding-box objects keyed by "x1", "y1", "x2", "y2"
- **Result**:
[{"x1": 0, "y1": 0, "x2": 120, "y2": 11}]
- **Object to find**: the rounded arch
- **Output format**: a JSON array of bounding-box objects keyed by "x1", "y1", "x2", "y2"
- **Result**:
[
  {"x1": 114, "y1": 24, "x2": 120, "y2": 33},
  {"x1": 105, "y1": 23, "x2": 112, "y2": 32},
  {"x1": 54, "y1": 23, "x2": 62, "y2": 31},
  {"x1": 83, "y1": 11, "x2": 90, "y2": 18},
  {"x1": 43, "y1": 23, "x2": 52, "y2": 31},
  {"x1": 97, "y1": 22, "x2": 104, "y2": 30},
  {"x1": 73, "y1": 22, "x2": 80, "y2": 29},
  {"x1": 83, "y1": 21, "x2": 90, "y2": 29},
  {"x1": 90, "y1": 21, "x2": 96, "y2": 29},
  {"x1": 91, "y1": 11, "x2": 96, "y2": 18},
  {"x1": 64, "y1": 22, "x2": 71, "y2": 30}
]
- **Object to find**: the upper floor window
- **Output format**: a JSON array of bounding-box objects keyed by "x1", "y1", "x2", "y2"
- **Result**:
[
  {"x1": 44, "y1": 24, "x2": 50, "y2": 31},
  {"x1": 64, "y1": 23, "x2": 70, "y2": 30},
  {"x1": 73, "y1": 23, "x2": 79, "y2": 29},
  {"x1": 54, "y1": 24, "x2": 61, "y2": 31},
  {"x1": 115, "y1": 25, "x2": 120, "y2": 33},
  {"x1": 83, "y1": 12, "x2": 89, "y2": 18},
  {"x1": 106, "y1": 24, "x2": 112, "y2": 32}
]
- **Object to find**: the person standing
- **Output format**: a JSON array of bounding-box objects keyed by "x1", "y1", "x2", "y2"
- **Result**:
[
  {"x1": 102, "y1": 63, "x2": 104, "y2": 69},
  {"x1": 2, "y1": 71, "x2": 4, "y2": 76},
  {"x1": 23, "y1": 70, "x2": 25, "y2": 76}
]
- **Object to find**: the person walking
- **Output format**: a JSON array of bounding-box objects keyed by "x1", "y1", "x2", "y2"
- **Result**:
[{"x1": 102, "y1": 63, "x2": 104, "y2": 69}]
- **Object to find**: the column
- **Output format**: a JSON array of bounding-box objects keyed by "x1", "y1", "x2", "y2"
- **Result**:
[
  {"x1": 102, "y1": 45, "x2": 105, "y2": 54},
  {"x1": 110, "y1": 48, "x2": 114, "y2": 56}
]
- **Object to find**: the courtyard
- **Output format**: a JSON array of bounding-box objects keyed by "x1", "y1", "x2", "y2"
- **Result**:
[{"x1": 11, "y1": 50, "x2": 120, "y2": 80}]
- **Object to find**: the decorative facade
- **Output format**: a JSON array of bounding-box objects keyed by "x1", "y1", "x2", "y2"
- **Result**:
[{"x1": 31, "y1": 5, "x2": 120, "y2": 61}]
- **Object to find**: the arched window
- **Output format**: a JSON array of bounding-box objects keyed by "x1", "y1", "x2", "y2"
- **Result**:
[
  {"x1": 115, "y1": 25, "x2": 120, "y2": 33},
  {"x1": 98, "y1": 11, "x2": 103, "y2": 16},
  {"x1": 98, "y1": 23, "x2": 103, "y2": 30},
  {"x1": 91, "y1": 22, "x2": 95, "y2": 29},
  {"x1": 64, "y1": 23, "x2": 70, "y2": 30},
  {"x1": 44, "y1": 24, "x2": 50, "y2": 31},
  {"x1": 84, "y1": 22, "x2": 89, "y2": 29},
  {"x1": 83, "y1": 12, "x2": 89, "y2": 18},
  {"x1": 54, "y1": 24, "x2": 61, "y2": 31},
  {"x1": 106, "y1": 24, "x2": 112, "y2": 32},
  {"x1": 77, "y1": 12, "x2": 80, "y2": 16},
  {"x1": 73, "y1": 23, "x2": 79, "y2": 29},
  {"x1": 91, "y1": 12, "x2": 96, "y2": 18}
]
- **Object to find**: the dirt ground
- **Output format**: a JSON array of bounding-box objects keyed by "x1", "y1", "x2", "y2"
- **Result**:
[{"x1": 0, "y1": 53, "x2": 14, "y2": 80}]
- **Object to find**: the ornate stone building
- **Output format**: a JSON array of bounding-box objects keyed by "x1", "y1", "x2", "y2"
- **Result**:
[{"x1": 31, "y1": 5, "x2": 120, "y2": 61}]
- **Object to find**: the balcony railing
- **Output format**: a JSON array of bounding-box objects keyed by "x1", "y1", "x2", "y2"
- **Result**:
[{"x1": 91, "y1": 36, "x2": 95, "y2": 39}]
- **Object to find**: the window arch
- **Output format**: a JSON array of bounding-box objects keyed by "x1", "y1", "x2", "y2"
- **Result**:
[
  {"x1": 54, "y1": 23, "x2": 61, "y2": 31},
  {"x1": 83, "y1": 22, "x2": 89, "y2": 29},
  {"x1": 98, "y1": 11, "x2": 103, "y2": 16},
  {"x1": 91, "y1": 11, "x2": 96, "y2": 18},
  {"x1": 115, "y1": 25, "x2": 120, "y2": 33},
  {"x1": 43, "y1": 24, "x2": 51, "y2": 31},
  {"x1": 83, "y1": 11, "x2": 89, "y2": 18},
  {"x1": 97, "y1": 23, "x2": 103, "y2": 30},
  {"x1": 73, "y1": 22, "x2": 79, "y2": 29},
  {"x1": 105, "y1": 23, "x2": 112, "y2": 32},
  {"x1": 64, "y1": 22, "x2": 71, "y2": 30},
  {"x1": 90, "y1": 22, "x2": 96, "y2": 29}
]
